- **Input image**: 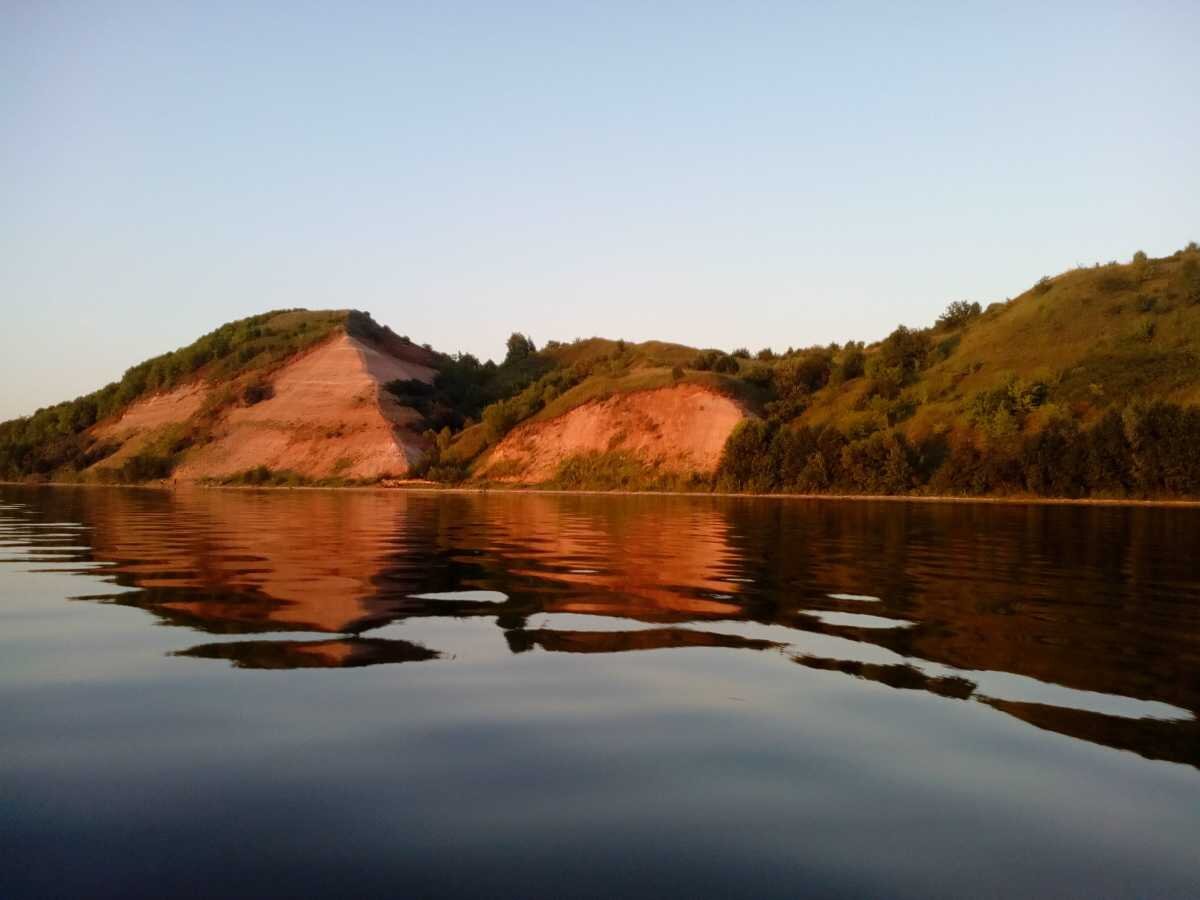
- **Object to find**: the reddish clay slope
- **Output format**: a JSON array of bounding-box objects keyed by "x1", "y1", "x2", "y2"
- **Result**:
[
  {"x1": 477, "y1": 384, "x2": 747, "y2": 483},
  {"x1": 89, "y1": 328, "x2": 438, "y2": 482},
  {"x1": 174, "y1": 333, "x2": 435, "y2": 480},
  {"x1": 90, "y1": 383, "x2": 210, "y2": 468}
]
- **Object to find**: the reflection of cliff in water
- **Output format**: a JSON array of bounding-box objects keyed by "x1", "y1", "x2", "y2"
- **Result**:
[
  {"x1": 70, "y1": 487, "x2": 444, "y2": 633},
  {"x1": 22, "y1": 485, "x2": 1200, "y2": 769},
  {"x1": 177, "y1": 637, "x2": 439, "y2": 669},
  {"x1": 54, "y1": 489, "x2": 750, "y2": 633}
]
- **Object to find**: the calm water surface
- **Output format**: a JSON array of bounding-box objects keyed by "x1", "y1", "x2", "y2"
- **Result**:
[{"x1": 2, "y1": 485, "x2": 1198, "y2": 898}]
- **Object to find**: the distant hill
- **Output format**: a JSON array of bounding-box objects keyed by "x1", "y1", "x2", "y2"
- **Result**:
[{"x1": 3, "y1": 243, "x2": 1200, "y2": 497}]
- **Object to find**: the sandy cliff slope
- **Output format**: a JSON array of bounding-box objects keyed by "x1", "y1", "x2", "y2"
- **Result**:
[
  {"x1": 176, "y1": 333, "x2": 436, "y2": 480},
  {"x1": 92, "y1": 330, "x2": 438, "y2": 481},
  {"x1": 477, "y1": 384, "x2": 747, "y2": 483},
  {"x1": 89, "y1": 383, "x2": 211, "y2": 468}
]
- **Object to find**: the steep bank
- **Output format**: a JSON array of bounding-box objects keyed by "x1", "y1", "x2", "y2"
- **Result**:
[
  {"x1": 477, "y1": 384, "x2": 747, "y2": 483},
  {"x1": 171, "y1": 332, "x2": 436, "y2": 481}
]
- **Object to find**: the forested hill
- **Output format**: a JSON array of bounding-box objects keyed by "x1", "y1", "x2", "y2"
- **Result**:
[
  {"x1": 4, "y1": 243, "x2": 1200, "y2": 498},
  {"x1": 709, "y1": 243, "x2": 1200, "y2": 498}
]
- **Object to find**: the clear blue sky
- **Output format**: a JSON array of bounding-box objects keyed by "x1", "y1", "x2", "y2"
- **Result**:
[{"x1": 3, "y1": 1, "x2": 1197, "y2": 419}]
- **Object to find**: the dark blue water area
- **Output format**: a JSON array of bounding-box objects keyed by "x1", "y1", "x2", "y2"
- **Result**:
[{"x1": 1, "y1": 485, "x2": 1198, "y2": 898}]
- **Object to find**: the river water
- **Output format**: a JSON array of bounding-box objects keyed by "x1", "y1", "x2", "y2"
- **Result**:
[{"x1": 1, "y1": 485, "x2": 1198, "y2": 897}]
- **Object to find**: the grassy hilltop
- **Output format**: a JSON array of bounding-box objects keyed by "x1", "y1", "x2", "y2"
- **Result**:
[{"x1": 4, "y1": 243, "x2": 1200, "y2": 498}]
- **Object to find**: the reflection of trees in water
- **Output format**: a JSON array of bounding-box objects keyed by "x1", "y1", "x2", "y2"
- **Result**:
[
  {"x1": 794, "y1": 651, "x2": 1200, "y2": 769},
  {"x1": 23, "y1": 485, "x2": 1200, "y2": 769},
  {"x1": 720, "y1": 499, "x2": 1200, "y2": 723},
  {"x1": 980, "y1": 697, "x2": 1200, "y2": 770},
  {"x1": 795, "y1": 655, "x2": 976, "y2": 700}
]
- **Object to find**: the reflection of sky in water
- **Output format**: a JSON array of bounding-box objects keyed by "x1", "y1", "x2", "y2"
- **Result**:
[
  {"x1": 409, "y1": 590, "x2": 509, "y2": 604},
  {"x1": 799, "y1": 610, "x2": 914, "y2": 629}
]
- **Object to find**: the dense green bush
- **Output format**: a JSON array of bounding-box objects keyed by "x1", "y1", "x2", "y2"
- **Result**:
[
  {"x1": 715, "y1": 420, "x2": 775, "y2": 492},
  {"x1": 691, "y1": 350, "x2": 739, "y2": 373},
  {"x1": 384, "y1": 340, "x2": 559, "y2": 436},
  {"x1": 714, "y1": 355, "x2": 739, "y2": 374},
  {"x1": 929, "y1": 441, "x2": 1021, "y2": 495},
  {"x1": 717, "y1": 421, "x2": 844, "y2": 493},
  {"x1": 1180, "y1": 257, "x2": 1200, "y2": 304},
  {"x1": 103, "y1": 452, "x2": 176, "y2": 484},
  {"x1": 967, "y1": 374, "x2": 1048, "y2": 435},
  {"x1": 777, "y1": 351, "x2": 833, "y2": 395},
  {"x1": 714, "y1": 400, "x2": 1200, "y2": 498},
  {"x1": 505, "y1": 332, "x2": 537, "y2": 364},
  {"x1": 878, "y1": 325, "x2": 931, "y2": 380},
  {"x1": 837, "y1": 344, "x2": 866, "y2": 382},
  {"x1": 936, "y1": 300, "x2": 982, "y2": 330},
  {"x1": 1021, "y1": 418, "x2": 1087, "y2": 497},
  {"x1": 840, "y1": 432, "x2": 915, "y2": 493},
  {"x1": 477, "y1": 364, "x2": 590, "y2": 443}
]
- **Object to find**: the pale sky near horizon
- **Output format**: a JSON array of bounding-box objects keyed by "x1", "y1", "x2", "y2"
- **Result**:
[{"x1": 2, "y1": 1, "x2": 1198, "y2": 420}]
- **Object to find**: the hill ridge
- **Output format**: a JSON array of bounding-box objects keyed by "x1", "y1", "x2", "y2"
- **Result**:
[{"x1": 3, "y1": 243, "x2": 1200, "y2": 496}]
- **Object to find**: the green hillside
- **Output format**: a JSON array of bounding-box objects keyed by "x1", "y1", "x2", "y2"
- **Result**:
[
  {"x1": 801, "y1": 248, "x2": 1200, "y2": 439},
  {"x1": 710, "y1": 244, "x2": 1200, "y2": 497}
]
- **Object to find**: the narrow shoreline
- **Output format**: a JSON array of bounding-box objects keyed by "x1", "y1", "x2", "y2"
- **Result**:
[{"x1": 4, "y1": 479, "x2": 1200, "y2": 508}]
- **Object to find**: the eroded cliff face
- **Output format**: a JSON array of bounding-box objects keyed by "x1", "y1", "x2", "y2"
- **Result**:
[
  {"x1": 476, "y1": 384, "x2": 748, "y2": 483},
  {"x1": 91, "y1": 330, "x2": 438, "y2": 481},
  {"x1": 79, "y1": 328, "x2": 748, "y2": 486},
  {"x1": 176, "y1": 333, "x2": 436, "y2": 481},
  {"x1": 88, "y1": 383, "x2": 210, "y2": 470}
]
